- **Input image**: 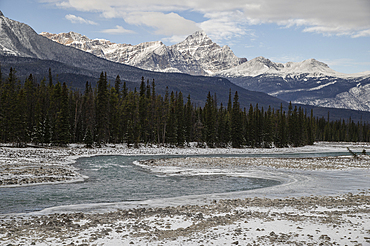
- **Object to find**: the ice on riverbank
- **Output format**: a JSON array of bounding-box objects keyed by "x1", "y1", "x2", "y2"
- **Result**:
[
  {"x1": 1, "y1": 142, "x2": 370, "y2": 245},
  {"x1": 1, "y1": 191, "x2": 369, "y2": 245},
  {"x1": 1, "y1": 141, "x2": 369, "y2": 187}
]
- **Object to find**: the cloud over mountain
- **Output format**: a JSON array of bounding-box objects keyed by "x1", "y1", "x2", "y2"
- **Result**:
[{"x1": 52, "y1": 0, "x2": 370, "y2": 40}]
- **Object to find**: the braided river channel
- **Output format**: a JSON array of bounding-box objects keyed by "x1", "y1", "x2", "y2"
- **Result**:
[{"x1": 0, "y1": 152, "x2": 356, "y2": 214}]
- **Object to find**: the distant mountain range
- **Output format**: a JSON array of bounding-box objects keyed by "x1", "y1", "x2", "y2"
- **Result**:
[
  {"x1": 40, "y1": 30, "x2": 247, "y2": 76},
  {"x1": 217, "y1": 57, "x2": 370, "y2": 112},
  {"x1": 1, "y1": 11, "x2": 370, "y2": 121},
  {"x1": 0, "y1": 12, "x2": 283, "y2": 111},
  {"x1": 41, "y1": 30, "x2": 370, "y2": 113}
]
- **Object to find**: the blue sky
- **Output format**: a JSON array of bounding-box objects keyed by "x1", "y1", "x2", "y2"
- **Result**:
[{"x1": 1, "y1": 0, "x2": 370, "y2": 74}]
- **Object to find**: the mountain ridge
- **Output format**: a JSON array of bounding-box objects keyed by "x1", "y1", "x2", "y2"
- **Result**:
[
  {"x1": 2, "y1": 13, "x2": 370, "y2": 120},
  {"x1": 0, "y1": 14, "x2": 286, "y2": 111},
  {"x1": 40, "y1": 30, "x2": 247, "y2": 76},
  {"x1": 40, "y1": 30, "x2": 370, "y2": 113},
  {"x1": 40, "y1": 30, "x2": 370, "y2": 79}
]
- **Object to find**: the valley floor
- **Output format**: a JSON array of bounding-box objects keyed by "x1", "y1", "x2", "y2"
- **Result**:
[{"x1": 0, "y1": 142, "x2": 370, "y2": 245}]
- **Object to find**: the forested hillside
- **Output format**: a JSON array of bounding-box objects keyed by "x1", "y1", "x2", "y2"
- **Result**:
[{"x1": 1, "y1": 67, "x2": 369, "y2": 148}]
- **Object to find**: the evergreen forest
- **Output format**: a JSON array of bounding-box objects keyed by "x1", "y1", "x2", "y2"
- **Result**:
[{"x1": 1, "y1": 67, "x2": 370, "y2": 148}]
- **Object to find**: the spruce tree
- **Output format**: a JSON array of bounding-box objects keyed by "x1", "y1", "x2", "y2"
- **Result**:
[
  {"x1": 114, "y1": 75, "x2": 121, "y2": 98},
  {"x1": 176, "y1": 91, "x2": 185, "y2": 146},
  {"x1": 54, "y1": 82, "x2": 70, "y2": 146},
  {"x1": 231, "y1": 91, "x2": 243, "y2": 148},
  {"x1": 184, "y1": 95, "x2": 193, "y2": 144},
  {"x1": 109, "y1": 87, "x2": 120, "y2": 143},
  {"x1": 96, "y1": 72, "x2": 109, "y2": 145},
  {"x1": 204, "y1": 92, "x2": 216, "y2": 147},
  {"x1": 48, "y1": 68, "x2": 53, "y2": 87},
  {"x1": 14, "y1": 88, "x2": 27, "y2": 146},
  {"x1": 1, "y1": 68, "x2": 20, "y2": 143},
  {"x1": 0, "y1": 61, "x2": 2, "y2": 85},
  {"x1": 166, "y1": 92, "x2": 178, "y2": 146}
]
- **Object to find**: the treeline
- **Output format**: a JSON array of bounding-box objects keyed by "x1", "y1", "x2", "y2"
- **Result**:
[{"x1": 0, "y1": 67, "x2": 370, "y2": 148}]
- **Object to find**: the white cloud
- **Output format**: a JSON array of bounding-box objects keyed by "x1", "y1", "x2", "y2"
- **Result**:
[
  {"x1": 162, "y1": 35, "x2": 188, "y2": 43},
  {"x1": 199, "y1": 11, "x2": 248, "y2": 42},
  {"x1": 53, "y1": 0, "x2": 370, "y2": 39},
  {"x1": 352, "y1": 29, "x2": 370, "y2": 38},
  {"x1": 101, "y1": 25, "x2": 135, "y2": 34},
  {"x1": 124, "y1": 12, "x2": 200, "y2": 36},
  {"x1": 65, "y1": 14, "x2": 97, "y2": 25}
]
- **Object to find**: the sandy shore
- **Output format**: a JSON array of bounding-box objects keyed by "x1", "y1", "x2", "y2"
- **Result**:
[{"x1": 1, "y1": 142, "x2": 370, "y2": 245}]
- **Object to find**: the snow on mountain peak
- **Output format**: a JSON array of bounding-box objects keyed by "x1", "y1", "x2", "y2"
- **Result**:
[
  {"x1": 173, "y1": 30, "x2": 215, "y2": 57},
  {"x1": 171, "y1": 31, "x2": 247, "y2": 74},
  {"x1": 186, "y1": 30, "x2": 211, "y2": 44},
  {"x1": 40, "y1": 30, "x2": 246, "y2": 75},
  {"x1": 281, "y1": 59, "x2": 336, "y2": 76},
  {"x1": 216, "y1": 56, "x2": 343, "y2": 78}
]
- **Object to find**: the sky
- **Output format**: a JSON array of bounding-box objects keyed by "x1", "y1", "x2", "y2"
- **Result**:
[{"x1": 1, "y1": 0, "x2": 370, "y2": 74}]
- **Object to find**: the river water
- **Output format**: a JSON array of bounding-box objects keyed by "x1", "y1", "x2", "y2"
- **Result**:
[{"x1": 0, "y1": 152, "x2": 360, "y2": 214}]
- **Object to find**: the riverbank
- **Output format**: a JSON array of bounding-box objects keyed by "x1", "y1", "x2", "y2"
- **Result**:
[
  {"x1": 1, "y1": 142, "x2": 369, "y2": 187},
  {"x1": 1, "y1": 142, "x2": 370, "y2": 245},
  {"x1": 1, "y1": 191, "x2": 369, "y2": 245}
]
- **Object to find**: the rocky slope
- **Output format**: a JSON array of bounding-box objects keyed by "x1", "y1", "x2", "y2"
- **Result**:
[
  {"x1": 170, "y1": 31, "x2": 247, "y2": 74},
  {"x1": 40, "y1": 30, "x2": 246, "y2": 76},
  {"x1": 41, "y1": 29, "x2": 370, "y2": 112},
  {"x1": 216, "y1": 57, "x2": 370, "y2": 112},
  {"x1": 0, "y1": 13, "x2": 289, "y2": 111},
  {"x1": 2, "y1": 11, "x2": 370, "y2": 115}
]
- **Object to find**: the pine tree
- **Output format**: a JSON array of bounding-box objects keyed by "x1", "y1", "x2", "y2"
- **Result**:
[
  {"x1": 0, "y1": 61, "x2": 2, "y2": 85},
  {"x1": 81, "y1": 82, "x2": 95, "y2": 145},
  {"x1": 96, "y1": 72, "x2": 109, "y2": 145},
  {"x1": 114, "y1": 75, "x2": 121, "y2": 99},
  {"x1": 84, "y1": 127, "x2": 93, "y2": 148},
  {"x1": 217, "y1": 103, "x2": 229, "y2": 147},
  {"x1": 50, "y1": 81, "x2": 62, "y2": 144},
  {"x1": 166, "y1": 91, "x2": 178, "y2": 146},
  {"x1": 230, "y1": 91, "x2": 243, "y2": 148},
  {"x1": 246, "y1": 104, "x2": 254, "y2": 147},
  {"x1": 122, "y1": 81, "x2": 128, "y2": 99},
  {"x1": 193, "y1": 108, "x2": 204, "y2": 147},
  {"x1": 138, "y1": 78, "x2": 149, "y2": 143},
  {"x1": 48, "y1": 68, "x2": 53, "y2": 87},
  {"x1": 263, "y1": 106, "x2": 273, "y2": 148},
  {"x1": 14, "y1": 88, "x2": 27, "y2": 146},
  {"x1": 54, "y1": 83, "x2": 70, "y2": 146},
  {"x1": 109, "y1": 87, "x2": 120, "y2": 143},
  {"x1": 204, "y1": 92, "x2": 216, "y2": 147},
  {"x1": 184, "y1": 94, "x2": 193, "y2": 144},
  {"x1": 0, "y1": 68, "x2": 20, "y2": 143},
  {"x1": 176, "y1": 91, "x2": 185, "y2": 146},
  {"x1": 23, "y1": 74, "x2": 37, "y2": 142}
]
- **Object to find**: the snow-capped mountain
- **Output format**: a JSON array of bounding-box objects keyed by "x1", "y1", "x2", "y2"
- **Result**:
[
  {"x1": 0, "y1": 11, "x2": 121, "y2": 70},
  {"x1": 216, "y1": 56, "x2": 370, "y2": 112},
  {"x1": 2, "y1": 10, "x2": 370, "y2": 114},
  {"x1": 171, "y1": 31, "x2": 247, "y2": 74},
  {"x1": 297, "y1": 84, "x2": 370, "y2": 112},
  {"x1": 216, "y1": 56, "x2": 347, "y2": 78},
  {"x1": 40, "y1": 30, "x2": 246, "y2": 76},
  {"x1": 0, "y1": 12, "x2": 287, "y2": 111},
  {"x1": 41, "y1": 31, "x2": 206, "y2": 75}
]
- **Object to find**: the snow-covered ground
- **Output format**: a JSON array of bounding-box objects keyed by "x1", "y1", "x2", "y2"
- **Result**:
[{"x1": 1, "y1": 142, "x2": 370, "y2": 245}]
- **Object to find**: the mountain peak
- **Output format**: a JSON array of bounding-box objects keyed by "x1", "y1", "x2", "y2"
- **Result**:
[
  {"x1": 191, "y1": 30, "x2": 208, "y2": 38},
  {"x1": 183, "y1": 30, "x2": 212, "y2": 46},
  {"x1": 0, "y1": 11, "x2": 4, "y2": 17}
]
